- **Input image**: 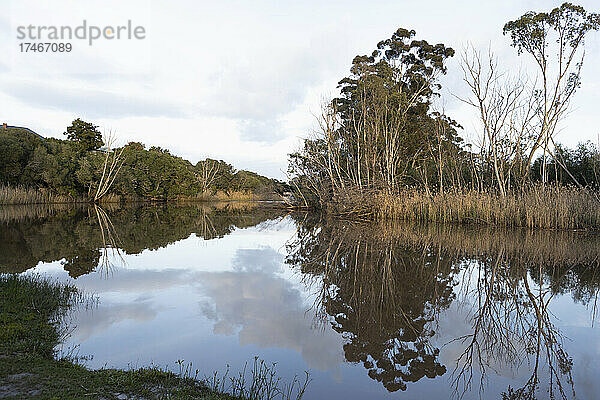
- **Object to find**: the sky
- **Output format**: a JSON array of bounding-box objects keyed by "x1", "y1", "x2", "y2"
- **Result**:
[{"x1": 1, "y1": 0, "x2": 599, "y2": 180}]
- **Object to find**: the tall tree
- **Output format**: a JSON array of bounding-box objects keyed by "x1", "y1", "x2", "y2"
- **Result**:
[
  {"x1": 503, "y1": 2, "x2": 600, "y2": 183},
  {"x1": 289, "y1": 28, "x2": 462, "y2": 205},
  {"x1": 333, "y1": 28, "x2": 458, "y2": 191},
  {"x1": 64, "y1": 118, "x2": 104, "y2": 152}
]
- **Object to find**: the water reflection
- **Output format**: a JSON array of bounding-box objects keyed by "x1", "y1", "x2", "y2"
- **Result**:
[
  {"x1": 2, "y1": 204, "x2": 600, "y2": 399},
  {"x1": 285, "y1": 215, "x2": 600, "y2": 398},
  {"x1": 72, "y1": 297, "x2": 159, "y2": 342},
  {"x1": 286, "y1": 216, "x2": 458, "y2": 392},
  {"x1": 0, "y1": 202, "x2": 284, "y2": 276},
  {"x1": 197, "y1": 247, "x2": 344, "y2": 371}
]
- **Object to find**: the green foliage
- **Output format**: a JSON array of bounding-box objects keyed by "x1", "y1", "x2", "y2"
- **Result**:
[
  {"x1": 112, "y1": 143, "x2": 200, "y2": 199},
  {"x1": 195, "y1": 158, "x2": 235, "y2": 191},
  {"x1": 532, "y1": 141, "x2": 600, "y2": 187},
  {"x1": 0, "y1": 122, "x2": 285, "y2": 201},
  {"x1": 0, "y1": 127, "x2": 47, "y2": 186},
  {"x1": 334, "y1": 27, "x2": 455, "y2": 121},
  {"x1": 333, "y1": 27, "x2": 460, "y2": 171},
  {"x1": 63, "y1": 118, "x2": 104, "y2": 152},
  {"x1": 503, "y1": 3, "x2": 600, "y2": 60}
]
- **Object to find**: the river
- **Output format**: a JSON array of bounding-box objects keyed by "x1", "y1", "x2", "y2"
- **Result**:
[{"x1": 2, "y1": 202, "x2": 599, "y2": 399}]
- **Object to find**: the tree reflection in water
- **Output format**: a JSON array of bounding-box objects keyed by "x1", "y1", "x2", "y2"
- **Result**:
[
  {"x1": 452, "y1": 254, "x2": 574, "y2": 400},
  {"x1": 0, "y1": 202, "x2": 284, "y2": 277},
  {"x1": 286, "y1": 215, "x2": 600, "y2": 399},
  {"x1": 286, "y1": 215, "x2": 459, "y2": 392},
  {"x1": 2, "y1": 205, "x2": 600, "y2": 398}
]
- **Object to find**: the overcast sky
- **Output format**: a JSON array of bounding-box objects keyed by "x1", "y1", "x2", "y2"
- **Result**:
[{"x1": 2, "y1": 0, "x2": 599, "y2": 179}]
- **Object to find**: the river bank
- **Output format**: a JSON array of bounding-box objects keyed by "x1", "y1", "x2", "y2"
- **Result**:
[
  {"x1": 0, "y1": 185, "x2": 283, "y2": 206},
  {"x1": 0, "y1": 274, "x2": 308, "y2": 400}
]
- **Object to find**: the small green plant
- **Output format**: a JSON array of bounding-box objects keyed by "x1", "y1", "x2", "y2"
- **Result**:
[{"x1": 205, "y1": 356, "x2": 311, "y2": 400}]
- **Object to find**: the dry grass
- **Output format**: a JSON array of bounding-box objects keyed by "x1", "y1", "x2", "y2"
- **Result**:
[
  {"x1": 191, "y1": 190, "x2": 258, "y2": 202},
  {"x1": 0, "y1": 185, "x2": 129, "y2": 205},
  {"x1": 0, "y1": 185, "x2": 279, "y2": 206},
  {"x1": 326, "y1": 185, "x2": 600, "y2": 230},
  {"x1": 0, "y1": 185, "x2": 81, "y2": 205}
]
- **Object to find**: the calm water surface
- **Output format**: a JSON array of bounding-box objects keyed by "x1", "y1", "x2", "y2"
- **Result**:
[{"x1": 2, "y1": 203, "x2": 600, "y2": 399}]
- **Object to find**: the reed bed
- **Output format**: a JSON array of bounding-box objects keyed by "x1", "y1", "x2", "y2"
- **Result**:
[
  {"x1": 192, "y1": 190, "x2": 258, "y2": 202},
  {"x1": 326, "y1": 185, "x2": 600, "y2": 230},
  {"x1": 0, "y1": 185, "x2": 80, "y2": 205},
  {"x1": 0, "y1": 184, "x2": 282, "y2": 205},
  {"x1": 0, "y1": 185, "x2": 127, "y2": 205}
]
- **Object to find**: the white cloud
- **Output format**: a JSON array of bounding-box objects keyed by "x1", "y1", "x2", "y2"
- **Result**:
[
  {"x1": 2, "y1": 78, "x2": 187, "y2": 119},
  {"x1": 197, "y1": 247, "x2": 345, "y2": 371}
]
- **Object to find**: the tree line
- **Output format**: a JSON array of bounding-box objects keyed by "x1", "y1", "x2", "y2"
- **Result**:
[{"x1": 0, "y1": 119, "x2": 288, "y2": 201}]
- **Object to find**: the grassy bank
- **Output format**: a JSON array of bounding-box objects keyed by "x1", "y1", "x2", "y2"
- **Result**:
[
  {"x1": 323, "y1": 185, "x2": 600, "y2": 230},
  {"x1": 0, "y1": 275, "x2": 309, "y2": 399}
]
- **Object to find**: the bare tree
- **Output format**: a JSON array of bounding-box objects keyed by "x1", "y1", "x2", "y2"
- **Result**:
[
  {"x1": 94, "y1": 131, "x2": 125, "y2": 202},
  {"x1": 196, "y1": 159, "x2": 220, "y2": 193},
  {"x1": 458, "y1": 45, "x2": 538, "y2": 195},
  {"x1": 504, "y1": 3, "x2": 600, "y2": 184}
]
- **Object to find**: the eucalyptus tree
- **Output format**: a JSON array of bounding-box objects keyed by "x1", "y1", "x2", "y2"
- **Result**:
[
  {"x1": 504, "y1": 2, "x2": 600, "y2": 184},
  {"x1": 195, "y1": 158, "x2": 221, "y2": 193},
  {"x1": 289, "y1": 28, "x2": 463, "y2": 204}
]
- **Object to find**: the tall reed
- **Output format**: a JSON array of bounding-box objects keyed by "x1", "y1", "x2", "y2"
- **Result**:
[
  {"x1": 0, "y1": 185, "x2": 133, "y2": 205},
  {"x1": 326, "y1": 185, "x2": 600, "y2": 230},
  {"x1": 192, "y1": 190, "x2": 258, "y2": 202},
  {"x1": 0, "y1": 185, "x2": 82, "y2": 205}
]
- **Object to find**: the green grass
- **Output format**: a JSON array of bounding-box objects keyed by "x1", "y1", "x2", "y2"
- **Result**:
[
  {"x1": 1, "y1": 355, "x2": 227, "y2": 399},
  {"x1": 0, "y1": 275, "x2": 309, "y2": 400}
]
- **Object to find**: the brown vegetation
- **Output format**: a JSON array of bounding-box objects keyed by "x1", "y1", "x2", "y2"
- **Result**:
[
  {"x1": 0, "y1": 184, "x2": 283, "y2": 205},
  {"x1": 324, "y1": 185, "x2": 600, "y2": 229},
  {"x1": 0, "y1": 184, "x2": 130, "y2": 205}
]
